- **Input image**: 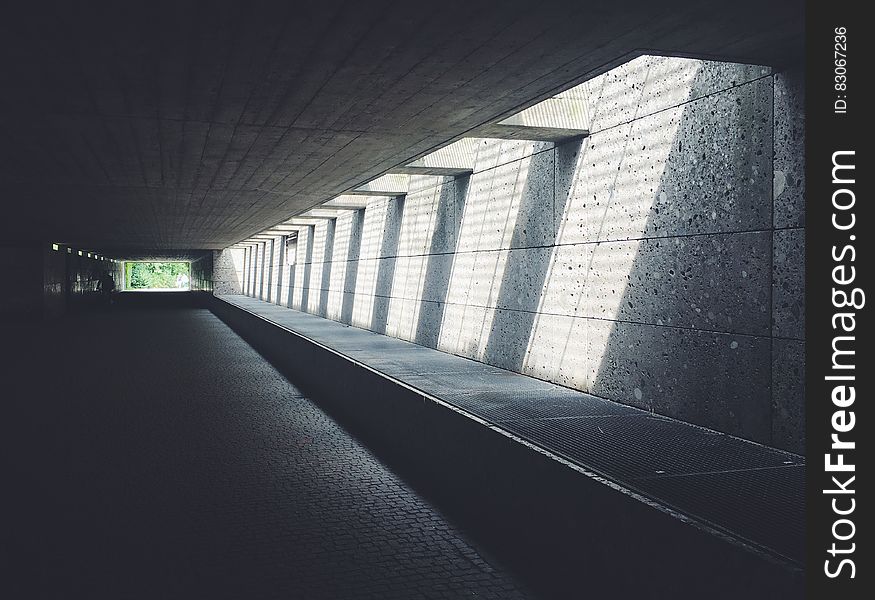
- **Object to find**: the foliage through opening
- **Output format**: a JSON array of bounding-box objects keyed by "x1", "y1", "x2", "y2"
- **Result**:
[{"x1": 125, "y1": 262, "x2": 190, "y2": 290}]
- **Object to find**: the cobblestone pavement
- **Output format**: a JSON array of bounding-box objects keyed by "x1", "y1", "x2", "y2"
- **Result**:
[{"x1": 1, "y1": 308, "x2": 533, "y2": 600}]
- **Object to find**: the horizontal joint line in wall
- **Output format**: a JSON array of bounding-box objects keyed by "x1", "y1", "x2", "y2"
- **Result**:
[
  {"x1": 296, "y1": 225, "x2": 802, "y2": 264},
  {"x1": 583, "y1": 70, "x2": 776, "y2": 138},
  {"x1": 285, "y1": 292, "x2": 775, "y2": 341}
]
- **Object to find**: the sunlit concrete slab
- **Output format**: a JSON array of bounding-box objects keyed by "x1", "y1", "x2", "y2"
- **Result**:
[
  {"x1": 256, "y1": 234, "x2": 295, "y2": 241},
  {"x1": 348, "y1": 174, "x2": 409, "y2": 196},
  {"x1": 300, "y1": 208, "x2": 349, "y2": 218},
  {"x1": 283, "y1": 217, "x2": 332, "y2": 226},
  {"x1": 472, "y1": 123, "x2": 589, "y2": 142},
  {"x1": 262, "y1": 225, "x2": 300, "y2": 232},
  {"x1": 259, "y1": 232, "x2": 297, "y2": 239},
  {"x1": 503, "y1": 93, "x2": 590, "y2": 130},
  {"x1": 473, "y1": 92, "x2": 590, "y2": 142},
  {"x1": 391, "y1": 139, "x2": 477, "y2": 176},
  {"x1": 321, "y1": 195, "x2": 372, "y2": 210},
  {"x1": 391, "y1": 165, "x2": 473, "y2": 176}
]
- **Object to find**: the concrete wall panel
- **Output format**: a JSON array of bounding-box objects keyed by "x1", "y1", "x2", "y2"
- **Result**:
[
  {"x1": 581, "y1": 232, "x2": 770, "y2": 334},
  {"x1": 585, "y1": 56, "x2": 770, "y2": 134},
  {"x1": 772, "y1": 339, "x2": 805, "y2": 453},
  {"x1": 42, "y1": 247, "x2": 66, "y2": 318},
  {"x1": 471, "y1": 138, "x2": 552, "y2": 175},
  {"x1": 213, "y1": 248, "x2": 244, "y2": 295},
  {"x1": 773, "y1": 68, "x2": 805, "y2": 229},
  {"x1": 772, "y1": 228, "x2": 804, "y2": 340},
  {"x1": 589, "y1": 319, "x2": 772, "y2": 443}
]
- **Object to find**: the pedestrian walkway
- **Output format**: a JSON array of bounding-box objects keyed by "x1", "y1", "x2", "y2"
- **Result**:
[{"x1": 1, "y1": 308, "x2": 532, "y2": 600}]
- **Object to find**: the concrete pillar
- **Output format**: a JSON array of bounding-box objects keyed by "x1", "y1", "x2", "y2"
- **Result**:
[
  {"x1": 299, "y1": 226, "x2": 315, "y2": 312},
  {"x1": 242, "y1": 247, "x2": 249, "y2": 295},
  {"x1": 265, "y1": 239, "x2": 275, "y2": 302},
  {"x1": 340, "y1": 210, "x2": 365, "y2": 324},
  {"x1": 318, "y1": 219, "x2": 336, "y2": 317},
  {"x1": 249, "y1": 245, "x2": 257, "y2": 297},
  {"x1": 286, "y1": 236, "x2": 298, "y2": 308},
  {"x1": 371, "y1": 197, "x2": 405, "y2": 334},
  {"x1": 258, "y1": 242, "x2": 264, "y2": 300},
  {"x1": 275, "y1": 235, "x2": 286, "y2": 306}
]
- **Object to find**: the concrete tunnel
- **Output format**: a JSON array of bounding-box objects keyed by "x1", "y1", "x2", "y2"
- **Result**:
[{"x1": 1, "y1": 1, "x2": 806, "y2": 598}]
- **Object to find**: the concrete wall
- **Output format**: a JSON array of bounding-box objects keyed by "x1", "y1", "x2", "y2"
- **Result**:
[
  {"x1": 771, "y1": 66, "x2": 805, "y2": 453},
  {"x1": 242, "y1": 56, "x2": 805, "y2": 453},
  {"x1": 190, "y1": 253, "x2": 214, "y2": 292},
  {"x1": 213, "y1": 249, "x2": 245, "y2": 295},
  {"x1": 0, "y1": 244, "x2": 123, "y2": 320},
  {"x1": 1, "y1": 244, "x2": 219, "y2": 316},
  {"x1": 66, "y1": 250, "x2": 122, "y2": 308},
  {"x1": 0, "y1": 245, "x2": 44, "y2": 321},
  {"x1": 43, "y1": 246, "x2": 66, "y2": 318}
]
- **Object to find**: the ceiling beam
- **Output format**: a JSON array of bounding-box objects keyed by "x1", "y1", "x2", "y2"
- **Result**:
[{"x1": 348, "y1": 173, "x2": 409, "y2": 196}]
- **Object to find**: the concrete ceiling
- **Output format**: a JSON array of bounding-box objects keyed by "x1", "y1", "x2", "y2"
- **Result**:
[{"x1": 0, "y1": 0, "x2": 803, "y2": 251}]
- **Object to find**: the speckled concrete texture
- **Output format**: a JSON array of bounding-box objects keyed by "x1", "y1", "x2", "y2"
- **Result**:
[
  {"x1": 243, "y1": 55, "x2": 804, "y2": 450},
  {"x1": 773, "y1": 67, "x2": 805, "y2": 229},
  {"x1": 1, "y1": 309, "x2": 532, "y2": 600},
  {"x1": 772, "y1": 339, "x2": 806, "y2": 454},
  {"x1": 541, "y1": 232, "x2": 771, "y2": 334},
  {"x1": 772, "y1": 228, "x2": 805, "y2": 340},
  {"x1": 213, "y1": 249, "x2": 244, "y2": 295},
  {"x1": 614, "y1": 77, "x2": 772, "y2": 240},
  {"x1": 583, "y1": 56, "x2": 770, "y2": 134}
]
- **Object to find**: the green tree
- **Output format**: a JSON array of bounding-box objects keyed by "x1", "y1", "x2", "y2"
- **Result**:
[{"x1": 125, "y1": 262, "x2": 190, "y2": 289}]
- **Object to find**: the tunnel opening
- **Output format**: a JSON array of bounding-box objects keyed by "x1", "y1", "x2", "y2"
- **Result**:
[{"x1": 123, "y1": 261, "x2": 191, "y2": 292}]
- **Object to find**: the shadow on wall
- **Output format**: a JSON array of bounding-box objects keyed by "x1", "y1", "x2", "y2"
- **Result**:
[
  {"x1": 318, "y1": 220, "x2": 336, "y2": 317},
  {"x1": 482, "y1": 140, "x2": 582, "y2": 371},
  {"x1": 521, "y1": 60, "x2": 777, "y2": 443},
  {"x1": 370, "y1": 198, "x2": 405, "y2": 334},
  {"x1": 298, "y1": 226, "x2": 315, "y2": 311},
  {"x1": 254, "y1": 56, "x2": 799, "y2": 451},
  {"x1": 435, "y1": 140, "x2": 555, "y2": 359},
  {"x1": 213, "y1": 249, "x2": 244, "y2": 295},
  {"x1": 66, "y1": 252, "x2": 123, "y2": 311},
  {"x1": 190, "y1": 253, "x2": 214, "y2": 292},
  {"x1": 589, "y1": 64, "x2": 774, "y2": 442},
  {"x1": 339, "y1": 211, "x2": 365, "y2": 324},
  {"x1": 413, "y1": 176, "x2": 469, "y2": 348}
]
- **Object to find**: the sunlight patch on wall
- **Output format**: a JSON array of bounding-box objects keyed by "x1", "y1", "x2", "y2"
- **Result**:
[
  {"x1": 292, "y1": 228, "x2": 312, "y2": 309},
  {"x1": 307, "y1": 223, "x2": 329, "y2": 313},
  {"x1": 254, "y1": 243, "x2": 264, "y2": 299},
  {"x1": 326, "y1": 213, "x2": 354, "y2": 320},
  {"x1": 437, "y1": 157, "x2": 533, "y2": 359},
  {"x1": 385, "y1": 181, "x2": 442, "y2": 341},
  {"x1": 351, "y1": 199, "x2": 390, "y2": 328},
  {"x1": 522, "y1": 57, "x2": 700, "y2": 385}
]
